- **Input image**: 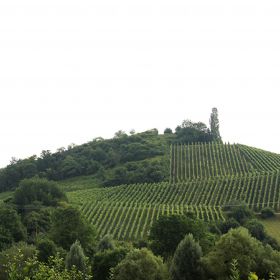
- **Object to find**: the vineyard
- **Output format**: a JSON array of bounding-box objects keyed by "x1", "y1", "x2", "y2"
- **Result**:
[{"x1": 67, "y1": 143, "x2": 280, "y2": 240}]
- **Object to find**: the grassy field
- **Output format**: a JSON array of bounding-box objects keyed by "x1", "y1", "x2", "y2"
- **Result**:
[{"x1": 260, "y1": 214, "x2": 280, "y2": 243}]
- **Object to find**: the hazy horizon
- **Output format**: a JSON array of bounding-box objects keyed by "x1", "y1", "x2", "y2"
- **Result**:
[{"x1": 1, "y1": 0, "x2": 280, "y2": 168}]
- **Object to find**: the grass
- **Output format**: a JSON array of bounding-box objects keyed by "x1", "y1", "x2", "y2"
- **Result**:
[
  {"x1": 259, "y1": 214, "x2": 280, "y2": 244},
  {"x1": 59, "y1": 175, "x2": 101, "y2": 192}
]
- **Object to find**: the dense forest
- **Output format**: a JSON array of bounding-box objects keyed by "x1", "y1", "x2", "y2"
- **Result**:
[{"x1": 1, "y1": 108, "x2": 280, "y2": 279}]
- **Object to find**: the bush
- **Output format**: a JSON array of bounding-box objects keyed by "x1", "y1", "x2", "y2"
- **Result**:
[{"x1": 260, "y1": 207, "x2": 275, "y2": 219}]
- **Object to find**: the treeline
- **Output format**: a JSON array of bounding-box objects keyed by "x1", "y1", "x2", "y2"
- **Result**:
[{"x1": 0, "y1": 115, "x2": 218, "y2": 192}]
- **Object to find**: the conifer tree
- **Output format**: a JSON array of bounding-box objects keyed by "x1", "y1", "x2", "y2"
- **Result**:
[
  {"x1": 170, "y1": 234, "x2": 203, "y2": 280},
  {"x1": 209, "y1": 107, "x2": 222, "y2": 142},
  {"x1": 66, "y1": 240, "x2": 87, "y2": 273}
]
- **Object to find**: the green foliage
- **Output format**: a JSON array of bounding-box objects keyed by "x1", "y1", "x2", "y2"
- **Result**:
[
  {"x1": 50, "y1": 206, "x2": 97, "y2": 253},
  {"x1": 36, "y1": 238, "x2": 58, "y2": 263},
  {"x1": 228, "y1": 259, "x2": 240, "y2": 280},
  {"x1": 0, "y1": 205, "x2": 27, "y2": 250},
  {"x1": 0, "y1": 129, "x2": 169, "y2": 191},
  {"x1": 244, "y1": 219, "x2": 266, "y2": 241},
  {"x1": 14, "y1": 177, "x2": 66, "y2": 208},
  {"x1": 164, "y1": 128, "x2": 173, "y2": 134},
  {"x1": 0, "y1": 242, "x2": 37, "y2": 280},
  {"x1": 170, "y1": 234, "x2": 203, "y2": 280},
  {"x1": 110, "y1": 248, "x2": 169, "y2": 280},
  {"x1": 228, "y1": 204, "x2": 254, "y2": 224},
  {"x1": 260, "y1": 207, "x2": 275, "y2": 219},
  {"x1": 202, "y1": 227, "x2": 280, "y2": 280},
  {"x1": 5, "y1": 253, "x2": 92, "y2": 280},
  {"x1": 149, "y1": 215, "x2": 207, "y2": 258},
  {"x1": 65, "y1": 240, "x2": 88, "y2": 273},
  {"x1": 23, "y1": 208, "x2": 52, "y2": 240},
  {"x1": 174, "y1": 120, "x2": 213, "y2": 144},
  {"x1": 98, "y1": 234, "x2": 115, "y2": 252},
  {"x1": 92, "y1": 247, "x2": 129, "y2": 280},
  {"x1": 219, "y1": 218, "x2": 240, "y2": 234}
]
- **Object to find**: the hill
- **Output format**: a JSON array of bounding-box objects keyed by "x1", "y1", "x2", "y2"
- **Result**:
[{"x1": 67, "y1": 143, "x2": 280, "y2": 240}]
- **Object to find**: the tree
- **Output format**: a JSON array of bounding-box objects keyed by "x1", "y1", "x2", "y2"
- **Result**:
[
  {"x1": 0, "y1": 242, "x2": 37, "y2": 280},
  {"x1": 50, "y1": 206, "x2": 97, "y2": 254},
  {"x1": 37, "y1": 238, "x2": 58, "y2": 263},
  {"x1": 218, "y1": 218, "x2": 240, "y2": 234},
  {"x1": 244, "y1": 219, "x2": 266, "y2": 241},
  {"x1": 14, "y1": 177, "x2": 66, "y2": 208},
  {"x1": 170, "y1": 234, "x2": 203, "y2": 280},
  {"x1": 66, "y1": 240, "x2": 87, "y2": 273},
  {"x1": 92, "y1": 247, "x2": 128, "y2": 280},
  {"x1": 149, "y1": 214, "x2": 207, "y2": 258},
  {"x1": 175, "y1": 120, "x2": 213, "y2": 144},
  {"x1": 202, "y1": 227, "x2": 280, "y2": 280},
  {"x1": 5, "y1": 253, "x2": 92, "y2": 280},
  {"x1": 0, "y1": 205, "x2": 26, "y2": 250},
  {"x1": 164, "y1": 128, "x2": 173, "y2": 134},
  {"x1": 209, "y1": 107, "x2": 222, "y2": 142},
  {"x1": 98, "y1": 234, "x2": 115, "y2": 252},
  {"x1": 111, "y1": 248, "x2": 168, "y2": 280}
]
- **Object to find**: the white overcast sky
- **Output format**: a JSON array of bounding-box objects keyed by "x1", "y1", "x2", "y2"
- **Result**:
[{"x1": 0, "y1": 0, "x2": 280, "y2": 168}]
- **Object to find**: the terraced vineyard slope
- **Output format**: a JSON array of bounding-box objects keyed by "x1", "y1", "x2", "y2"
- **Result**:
[{"x1": 68, "y1": 143, "x2": 280, "y2": 240}]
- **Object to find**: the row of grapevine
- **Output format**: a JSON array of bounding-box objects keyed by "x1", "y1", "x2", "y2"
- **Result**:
[
  {"x1": 238, "y1": 145, "x2": 280, "y2": 172},
  {"x1": 69, "y1": 171, "x2": 280, "y2": 211},
  {"x1": 77, "y1": 202, "x2": 225, "y2": 240},
  {"x1": 170, "y1": 143, "x2": 254, "y2": 182}
]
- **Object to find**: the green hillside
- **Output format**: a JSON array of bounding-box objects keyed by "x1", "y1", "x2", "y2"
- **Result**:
[{"x1": 67, "y1": 143, "x2": 280, "y2": 240}]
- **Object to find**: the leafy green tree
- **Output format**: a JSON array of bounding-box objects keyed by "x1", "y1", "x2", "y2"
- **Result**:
[
  {"x1": 218, "y1": 218, "x2": 240, "y2": 234},
  {"x1": 66, "y1": 240, "x2": 88, "y2": 273},
  {"x1": 37, "y1": 238, "x2": 58, "y2": 263},
  {"x1": 59, "y1": 155, "x2": 81, "y2": 178},
  {"x1": 0, "y1": 205, "x2": 26, "y2": 249},
  {"x1": 202, "y1": 227, "x2": 280, "y2": 280},
  {"x1": 170, "y1": 234, "x2": 203, "y2": 280},
  {"x1": 23, "y1": 207, "x2": 52, "y2": 240},
  {"x1": 14, "y1": 177, "x2": 66, "y2": 208},
  {"x1": 0, "y1": 242, "x2": 37, "y2": 280},
  {"x1": 164, "y1": 128, "x2": 173, "y2": 134},
  {"x1": 111, "y1": 248, "x2": 169, "y2": 280},
  {"x1": 5, "y1": 253, "x2": 92, "y2": 280},
  {"x1": 98, "y1": 234, "x2": 115, "y2": 252},
  {"x1": 209, "y1": 107, "x2": 222, "y2": 142},
  {"x1": 244, "y1": 219, "x2": 266, "y2": 241},
  {"x1": 175, "y1": 120, "x2": 213, "y2": 144},
  {"x1": 202, "y1": 228, "x2": 258, "y2": 279},
  {"x1": 50, "y1": 206, "x2": 97, "y2": 253},
  {"x1": 149, "y1": 214, "x2": 207, "y2": 258},
  {"x1": 93, "y1": 247, "x2": 128, "y2": 280}
]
